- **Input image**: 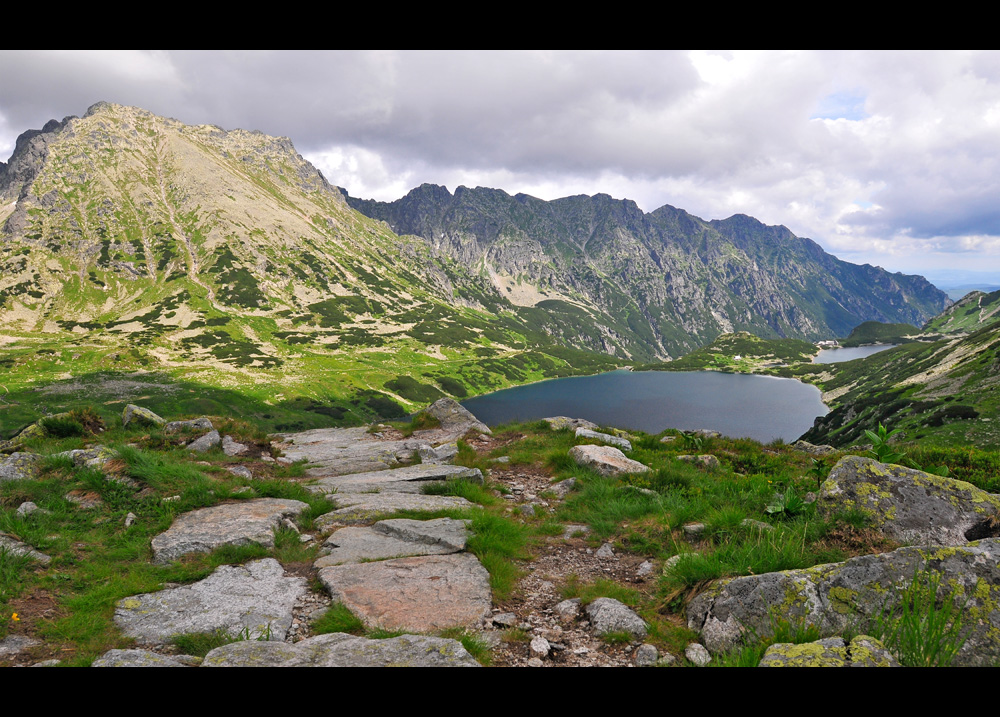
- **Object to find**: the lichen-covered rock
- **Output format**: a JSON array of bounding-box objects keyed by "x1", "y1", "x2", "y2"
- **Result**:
[
  {"x1": 122, "y1": 405, "x2": 166, "y2": 429},
  {"x1": 202, "y1": 632, "x2": 480, "y2": 667},
  {"x1": 819, "y1": 456, "x2": 1000, "y2": 545},
  {"x1": 222, "y1": 436, "x2": 249, "y2": 456},
  {"x1": 758, "y1": 636, "x2": 899, "y2": 667},
  {"x1": 586, "y1": 597, "x2": 647, "y2": 638},
  {"x1": 0, "y1": 452, "x2": 42, "y2": 482},
  {"x1": 164, "y1": 417, "x2": 214, "y2": 434},
  {"x1": 544, "y1": 417, "x2": 599, "y2": 432},
  {"x1": 688, "y1": 539, "x2": 1000, "y2": 666},
  {"x1": 575, "y1": 428, "x2": 632, "y2": 451},
  {"x1": 569, "y1": 445, "x2": 650, "y2": 477},
  {"x1": 151, "y1": 498, "x2": 309, "y2": 563},
  {"x1": 114, "y1": 559, "x2": 306, "y2": 644},
  {"x1": 55, "y1": 446, "x2": 117, "y2": 470},
  {"x1": 92, "y1": 649, "x2": 190, "y2": 667}
]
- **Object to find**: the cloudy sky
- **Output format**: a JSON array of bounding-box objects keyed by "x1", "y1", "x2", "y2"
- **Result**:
[{"x1": 3, "y1": 50, "x2": 1000, "y2": 284}]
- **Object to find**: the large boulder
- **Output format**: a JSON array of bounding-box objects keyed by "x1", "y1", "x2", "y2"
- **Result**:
[
  {"x1": 569, "y1": 445, "x2": 650, "y2": 477},
  {"x1": 819, "y1": 456, "x2": 1000, "y2": 545},
  {"x1": 687, "y1": 539, "x2": 1000, "y2": 666},
  {"x1": 415, "y1": 398, "x2": 492, "y2": 443}
]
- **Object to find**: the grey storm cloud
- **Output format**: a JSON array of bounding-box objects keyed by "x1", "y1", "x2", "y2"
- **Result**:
[{"x1": 4, "y1": 50, "x2": 1000, "y2": 275}]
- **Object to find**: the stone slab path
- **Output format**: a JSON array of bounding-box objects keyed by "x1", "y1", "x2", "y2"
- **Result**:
[
  {"x1": 307, "y1": 464, "x2": 483, "y2": 495},
  {"x1": 315, "y1": 518, "x2": 469, "y2": 568}
]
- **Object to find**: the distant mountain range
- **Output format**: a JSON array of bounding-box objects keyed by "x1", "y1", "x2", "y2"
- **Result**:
[{"x1": 0, "y1": 103, "x2": 951, "y2": 429}]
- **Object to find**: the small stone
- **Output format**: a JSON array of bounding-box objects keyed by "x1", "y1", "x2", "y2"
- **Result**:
[
  {"x1": 187, "y1": 430, "x2": 221, "y2": 453},
  {"x1": 562, "y1": 524, "x2": 590, "y2": 539},
  {"x1": 32, "y1": 660, "x2": 62, "y2": 667},
  {"x1": 163, "y1": 495, "x2": 181, "y2": 502},
  {"x1": 635, "y1": 644, "x2": 659, "y2": 666},
  {"x1": 492, "y1": 613, "x2": 518, "y2": 628},
  {"x1": 683, "y1": 523, "x2": 706, "y2": 538},
  {"x1": 553, "y1": 598, "x2": 582, "y2": 622},
  {"x1": 804, "y1": 492, "x2": 818, "y2": 504},
  {"x1": 280, "y1": 518, "x2": 300, "y2": 533},
  {"x1": 550, "y1": 478, "x2": 576, "y2": 498},
  {"x1": 491, "y1": 456, "x2": 511, "y2": 464},
  {"x1": 657, "y1": 653, "x2": 678, "y2": 666},
  {"x1": 299, "y1": 534, "x2": 314, "y2": 543},
  {"x1": 530, "y1": 636, "x2": 551, "y2": 658},
  {"x1": 0, "y1": 635, "x2": 41, "y2": 657},
  {"x1": 685, "y1": 643, "x2": 712, "y2": 667},
  {"x1": 741, "y1": 519, "x2": 774, "y2": 532},
  {"x1": 164, "y1": 417, "x2": 214, "y2": 434},
  {"x1": 125, "y1": 512, "x2": 137, "y2": 528},
  {"x1": 222, "y1": 436, "x2": 250, "y2": 457},
  {"x1": 226, "y1": 465, "x2": 253, "y2": 479},
  {"x1": 16, "y1": 502, "x2": 44, "y2": 518},
  {"x1": 637, "y1": 561, "x2": 654, "y2": 577},
  {"x1": 586, "y1": 598, "x2": 647, "y2": 639},
  {"x1": 527, "y1": 657, "x2": 544, "y2": 668},
  {"x1": 595, "y1": 543, "x2": 616, "y2": 559},
  {"x1": 660, "y1": 435, "x2": 678, "y2": 443},
  {"x1": 0, "y1": 533, "x2": 51, "y2": 564}
]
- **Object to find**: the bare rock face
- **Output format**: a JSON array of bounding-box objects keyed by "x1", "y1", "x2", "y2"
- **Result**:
[
  {"x1": 114, "y1": 559, "x2": 306, "y2": 644},
  {"x1": 819, "y1": 456, "x2": 1000, "y2": 545},
  {"x1": 687, "y1": 539, "x2": 1000, "y2": 666},
  {"x1": 201, "y1": 632, "x2": 480, "y2": 667},
  {"x1": 318, "y1": 553, "x2": 492, "y2": 633},
  {"x1": 569, "y1": 445, "x2": 650, "y2": 477},
  {"x1": 151, "y1": 498, "x2": 309, "y2": 564}
]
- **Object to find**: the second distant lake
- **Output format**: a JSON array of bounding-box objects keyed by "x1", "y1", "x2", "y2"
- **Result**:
[
  {"x1": 461, "y1": 370, "x2": 828, "y2": 444},
  {"x1": 813, "y1": 345, "x2": 897, "y2": 364}
]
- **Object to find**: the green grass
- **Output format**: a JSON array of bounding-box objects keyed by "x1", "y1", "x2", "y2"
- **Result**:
[{"x1": 312, "y1": 603, "x2": 366, "y2": 636}]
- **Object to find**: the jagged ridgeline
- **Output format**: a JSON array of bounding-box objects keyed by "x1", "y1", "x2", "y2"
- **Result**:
[
  {"x1": 0, "y1": 103, "x2": 620, "y2": 431},
  {"x1": 345, "y1": 185, "x2": 949, "y2": 360}
]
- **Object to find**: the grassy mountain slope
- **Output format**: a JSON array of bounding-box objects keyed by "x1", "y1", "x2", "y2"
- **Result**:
[{"x1": 0, "y1": 104, "x2": 621, "y2": 434}]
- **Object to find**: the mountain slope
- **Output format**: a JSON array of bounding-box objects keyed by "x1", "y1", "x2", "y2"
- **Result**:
[
  {"x1": 0, "y1": 103, "x2": 621, "y2": 432},
  {"x1": 344, "y1": 184, "x2": 950, "y2": 360}
]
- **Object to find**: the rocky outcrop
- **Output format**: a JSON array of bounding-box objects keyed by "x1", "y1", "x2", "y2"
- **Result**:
[
  {"x1": 569, "y1": 445, "x2": 650, "y2": 477},
  {"x1": 687, "y1": 539, "x2": 1000, "y2": 666},
  {"x1": 151, "y1": 498, "x2": 309, "y2": 563},
  {"x1": 758, "y1": 636, "x2": 899, "y2": 667},
  {"x1": 818, "y1": 456, "x2": 1000, "y2": 545}
]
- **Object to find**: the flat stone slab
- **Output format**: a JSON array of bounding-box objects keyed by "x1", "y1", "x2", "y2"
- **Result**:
[
  {"x1": 315, "y1": 493, "x2": 473, "y2": 527},
  {"x1": 569, "y1": 445, "x2": 650, "y2": 477},
  {"x1": 114, "y1": 558, "x2": 306, "y2": 644},
  {"x1": 92, "y1": 649, "x2": 191, "y2": 667},
  {"x1": 819, "y1": 456, "x2": 1000, "y2": 545},
  {"x1": 316, "y1": 518, "x2": 469, "y2": 568},
  {"x1": 319, "y1": 553, "x2": 492, "y2": 632},
  {"x1": 0, "y1": 635, "x2": 41, "y2": 658},
  {"x1": 307, "y1": 464, "x2": 483, "y2": 495},
  {"x1": 0, "y1": 453, "x2": 42, "y2": 483},
  {"x1": 202, "y1": 632, "x2": 480, "y2": 667},
  {"x1": 575, "y1": 428, "x2": 632, "y2": 451},
  {"x1": 687, "y1": 539, "x2": 1000, "y2": 666},
  {"x1": 277, "y1": 427, "x2": 432, "y2": 477},
  {"x1": 0, "y1": 533, "x2": 51, "y2": 564},
  {"x1": 151, "y1": 498, "x2": 309, "y2": 564}
]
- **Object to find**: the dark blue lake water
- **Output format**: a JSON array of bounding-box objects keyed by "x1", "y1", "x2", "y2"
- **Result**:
[
  {"x1": 461, "y1": 370, "x2": 828, "y2": 444},
  {"x1": 813, "y1": 345, "x2": 897, "y2": 364}
]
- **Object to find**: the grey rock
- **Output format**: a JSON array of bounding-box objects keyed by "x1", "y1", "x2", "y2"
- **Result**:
[
  {"x1": 314, "y1": 493, "x2": 473, "y2": 527},
  {"x1": 151, "y1": 498, "x2": 309, "y2": 563},
  {"x1": 319, "y1": 553, "x2": 492, "y2": 633},
  {"x1": 222, "y1": 436, "x2": 250, "y2": 457},
  {"x1": 637, "y1": 561, "x2": 654, "y2": 577},
  {"x1": 307, "y1": 464, "x2": 483, "y2": 495},
  {"x1": 420, "y1": 398, "x2": 492, "y2": 438},
  {"x1": 677, "y1": 454, "x2": 721, "y2": 470},
  {"x1": 0, "y1": 635, "x2": 41, "y2": 657},
  {"x1": 550, "y1": 478, "x2": 577, "y2": 498},
  {"x1": 55, "y1": 446, "x2": 117, "y2": 470},
  {"x1": 315, "y1": 518, "x2": 469, "y2": 568},
  {"x1": 595, "y1": 543, "x2": 616, "y2": 559},
  {"x1": 657, "y1": 653, "x2": 678, "y2": 666},
  {"x1": 0, "y1": 453, "x2": 42, "y2": 483},
  {"x1": 575, "y1": 427, "x2": 632, "y2": 451},
  {"x1": 202, "y1": 632, "x2": 480, "y2": 667},
  {"x1": 491, "y1": 456, "x2": 510, "y2": 464},
  {"x1": 0, "y1": 533, "x2": 51, "y2": 564},
  {"x1": 683, "y1": 523, "x2": 706, "y2": 537},
  {"x1": 276, "y1": 427, "x2": 433, "y2": 477},
  {"x1": 122, "y1": 405, "x2": 166, "y2": 429},
  {"x1": 561, "y1": 524, "x2": 590, "y2": 539},
  {"x1": 635, "y1": 644, "x2": 659, "y2": 667},
  {"x1": 164, "y1": 417, "x2": 214, "y2": 434},
  {"x1": 741, "y1": 519, "x2": 774, "y2": 532},
  {"x1": 819, "y1": 456, "x2": 1000, "y2": 545},
  {"x1": 115, "y1": 559, "x2": 306, "y2": 644},
  {"x1": 125, "y1": 512, "x2": 137, "y2": 528},
  {"x1": 16, "y1": 502, "x2": 46, "y2": 518},
  {"x1": 32, "y1": 660, "x2": 61, "y2": 667},
  {"x1": 792, "y1": 440, "x2": 838, "y2": 457},
  {"x1": 685, "y1": 643, "x2": 712, "y2": 667},
  {"x1": 569, "y1": 445, "x2": 650, "y2": 477},
  {"x1": 527, "y1": 657, "x2": 544, "y2": 667},
  {"x1": 226, "y1": 465, "x2": 253, "y2": 479},
  {"x1": 804, "y1": 492, "x2": 818, "y2": 505},
  {"x1": 418, "y1": 443, "x2": 459, "y2": 464},
  {"x1": 92, "y1": 649, "x2": 190, "y2": 667},
  {"x1": 187, "y1": 430, "x2": 221, "y2": 453},
  {"x1": 530, "y1": 636, "x2": 551, "y2": 658},
  {"x1": 586, "y1": 597, "x2": 647, "y2": 638},
  {"x1": 543, "y1": 417, "x2": 599, "y2": 432},
  {"x1": 659, "y1": 435, "x2": 678, "y2": 444},
  {"x1": 758, "y1": 636, "x2": 899, "y2": 667},
  {"x1": 492, "y1": 612, "x2": 518, "y2": 628},
  {"x1": 687, "y1": 539, "x2": 1000, "y2": 666},
  {"x1": 663, "y1": 554, "x2": 698, "y2": 575}
]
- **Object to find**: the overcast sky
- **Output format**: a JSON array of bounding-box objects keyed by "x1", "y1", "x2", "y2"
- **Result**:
[{"x1": 3, "y1": 50, "x2": 1000, "y2": 284}]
